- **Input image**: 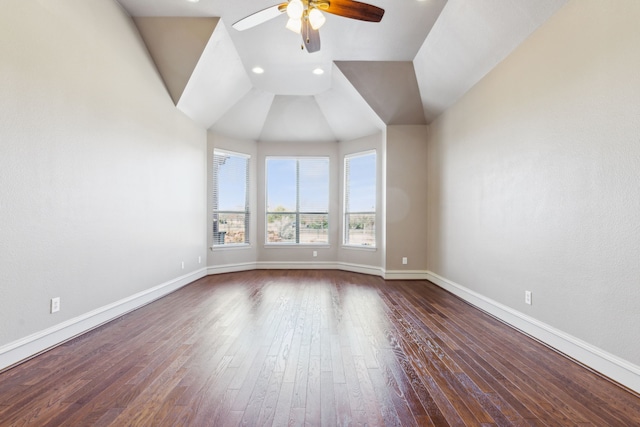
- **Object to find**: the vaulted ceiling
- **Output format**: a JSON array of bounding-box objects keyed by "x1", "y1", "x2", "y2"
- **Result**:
[{"x1": 116, "y1": 0, "x2": 567, "y2": 142}]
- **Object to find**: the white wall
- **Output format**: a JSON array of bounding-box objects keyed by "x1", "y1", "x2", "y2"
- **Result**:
[
  {"x1": 427, "y1": 0, "x2": 640, "y2": 387},
  {"x1": 0, "y1": 0, "x2": 207, "y2": 366}
]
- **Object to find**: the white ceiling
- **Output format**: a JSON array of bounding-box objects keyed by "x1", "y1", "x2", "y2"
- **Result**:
[{"x1": 116, "y1": 0, "x2": 568, "y2": 142}]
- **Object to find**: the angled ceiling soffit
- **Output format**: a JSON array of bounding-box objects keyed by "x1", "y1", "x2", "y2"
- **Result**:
[
  {"x1": 178, "y1": 22, "x2": 252, "y2": 128},
  {"x1": 413, "y1": 0, "x2": 568, "y2": 123},
  {"x1": 178, "y1": 22, "x2": 252, "y2": 129},
  {"x1": 210, "y1": 88, "x2": 275, "y2": 141},
  {"x1": 335, "y1": 61, "x2": 427, "y2": 126},
  {"x1": 133, "y1": 17, "x2": 219, "y2": 105},
  {"x1": 259, "y1": 96, "x2": 337, "y2": 142},
  {"x1": 314, "y1": 63, "x2": 385, "y2": 141}
]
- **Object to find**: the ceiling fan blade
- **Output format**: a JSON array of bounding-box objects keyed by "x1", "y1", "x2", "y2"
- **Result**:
[
  {"x1": 320, "y1": 0, "x2": 384, "y2": 22},
  {"x1": 232, "y1": 3, "x2": 287, "y2": 31},
  {"x1": 302, "y1": 20, "x2": 321, "y2": 53}
]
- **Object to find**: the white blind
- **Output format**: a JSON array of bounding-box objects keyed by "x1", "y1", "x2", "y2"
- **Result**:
[{"x1": 213, "y1": 149, "x2": 250, "y2": 245}]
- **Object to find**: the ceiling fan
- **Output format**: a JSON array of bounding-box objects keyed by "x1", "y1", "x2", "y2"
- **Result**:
[{"x1": 232, "y1": 0, "x2": 385, "y2": 53}]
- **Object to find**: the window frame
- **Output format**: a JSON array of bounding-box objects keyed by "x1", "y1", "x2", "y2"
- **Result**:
[
  {"x1": 212, "y1": 148, "x2": 251, "y2": 247},
  {"x1": 343, "y1": 149, "x2": 377, "y2": 249},
  {"x1": 265, "y1": 156, "x2": 330, "y2": 246}
]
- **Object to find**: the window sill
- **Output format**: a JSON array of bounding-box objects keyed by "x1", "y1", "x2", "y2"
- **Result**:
[
  {"x1": 210, "y1": 244, "x2": 252, "y2": 251},
  {"x1": 264, "y1": 244, "x2": 331, "y2": 249},
  {"x1": 341, "y1": 245, "x2": 377, "y2": 252}
]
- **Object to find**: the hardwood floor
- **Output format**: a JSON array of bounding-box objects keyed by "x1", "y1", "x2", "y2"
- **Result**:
[{"x1": 1, "y1": 270, "x2": 639, "y2": 426}]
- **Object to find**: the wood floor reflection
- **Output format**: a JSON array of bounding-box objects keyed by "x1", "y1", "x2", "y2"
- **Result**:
[{"x1": 1, "y1": 270, "x2": 639, "y2": 426}]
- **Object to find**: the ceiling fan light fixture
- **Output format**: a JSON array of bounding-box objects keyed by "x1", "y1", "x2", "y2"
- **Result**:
[
  {"x1": 286, "y1": 18, "x2": 302, "y2": 34},
  {"x1": 308, "y1": 8, "x2": 326, "y2": 30},
  {"x1": 287, "y1": 0, "x2": 304, "y2": 19}
]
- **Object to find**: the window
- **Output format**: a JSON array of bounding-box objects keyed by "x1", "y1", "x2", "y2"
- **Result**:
[
  {"x1": 344, "y1": 150, "x2": 376, "y2": 247},
  {"x1": 266, "y1": 157, "x2": 329, "y2": 244},
  {"x1": 212, "y1": 149, "x2": 250, "y2": 246}
]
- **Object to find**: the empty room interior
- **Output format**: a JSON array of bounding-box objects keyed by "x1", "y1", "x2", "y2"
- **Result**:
[{"x1": 1, "y1": 0, "x2": 640, "y2": 425}]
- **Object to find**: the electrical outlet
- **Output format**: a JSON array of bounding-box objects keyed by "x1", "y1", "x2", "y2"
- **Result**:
[
  {"x1": 51, "y1": 297, "x2": 60, "y2": 313},
  {"x1": 525, "y1": 291, "x2": 532, "y2": 305},
  {"x1": 198, "y1": 256, "x2": 202, "y2": 264},
  {"x1": 181, "y1": 261, "x2": 185, "y2": 269},
  {"x1": 402, "y1": 257, "x2": 408, "y2": 265},
  {"x1": 313, "y1": 251, "x2": 317, "y2": 257}
]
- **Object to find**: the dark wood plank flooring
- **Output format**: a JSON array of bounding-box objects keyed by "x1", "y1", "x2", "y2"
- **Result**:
[{"x1": 1, "y1": 270, "x2": 639, "y2": 426}]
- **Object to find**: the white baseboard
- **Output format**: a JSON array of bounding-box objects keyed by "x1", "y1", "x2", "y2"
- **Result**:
[
  {"x1": 207, "y1": 261, "x2": 385, "y2": 278},
  {"x1": 256, "y1": 261, "x2": 339, "y2": 270},
  {"x1": 207, "y1": 262, "x2": 257, "y2": 275},
  {"x1": 384, "y1": 270, "x2": 429, "y2": 280},
  {"x1": 425, "y1": 270, "x2": 640, "y2": 394},
  {"x1": 338, "y1": 262, "x2": 385, "y2": 277},
  {"x1": 0, "y1": 268, "x2": 207, "y2": 372}
]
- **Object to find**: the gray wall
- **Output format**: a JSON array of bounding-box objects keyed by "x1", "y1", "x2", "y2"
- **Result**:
[
  {"x1": 427, "y1": 0, "x2": 640, "y2": 366},
  {"x1": 386, "y1": 125, "x2": 429, "y2": 273},
  {"x1": 0, "y1": 1, "x2": 207, "y2": 348}
]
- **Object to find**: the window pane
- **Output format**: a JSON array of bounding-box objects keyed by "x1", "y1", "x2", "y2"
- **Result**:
[
  {"x1": 300, "y1": 214, "x2": 328, "y2": 244},
  {"x1": 266, "y1": 158, "x2": 297, "y2": 212},
  {"x1": 345, "y1": 153, "x2": 376, "y2": 212},
  {"x1": 214, "y1": 152, "x2": 248, "y2": 211},
  {"x1": 344, "y1": 151, "x2": 376, "y2": 247},
  {"x1": 299, "y1": 158, "x2": 329, "y2": 212},
  {"x1": 267, "y1": 213, "x2": 297, "y2": 243},
  {"x1": 266, "y1": 156, "x2": 330, "y2": 245},
  {"x1": 215, "y1": 213, "x2": 248, "y2": 244},
  {"x1": 345, "y1": 213, "x2": 376, "y2": 246}
]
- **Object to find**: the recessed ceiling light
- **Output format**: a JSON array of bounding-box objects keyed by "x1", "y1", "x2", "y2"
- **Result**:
[
  {"x1": 252, "y1": 67, "x2": 265, "y2": 74},
  {"x1": 187, "y1": 0, "x2": 199, "y2": 3},
  {"x1": 312, "y1": 68, "x2": 324, "y2": 75}
]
